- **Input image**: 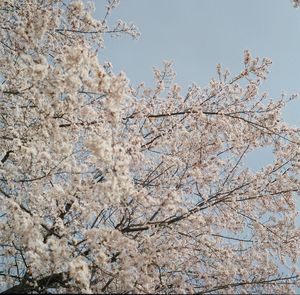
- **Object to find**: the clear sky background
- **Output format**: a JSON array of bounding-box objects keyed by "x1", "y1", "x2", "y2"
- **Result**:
[{"x1": 94, "y1": 0, "x2": 300, "y2": 170}]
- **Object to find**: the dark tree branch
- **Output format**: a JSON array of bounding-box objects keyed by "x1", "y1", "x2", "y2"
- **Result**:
[
  {"x1": 1, "y1": 150, "x2": 13, "y2": 163},
  {"x1": 198, "y1": 275, "x2": 299, "y2": 294},
  {"x1": 1, "y1": 272, "x2": 69, "y2": 294}
]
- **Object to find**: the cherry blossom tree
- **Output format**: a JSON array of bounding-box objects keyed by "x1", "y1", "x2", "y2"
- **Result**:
[{"x1": 1, "y1": 0, "x2": 300, "y2": 294}]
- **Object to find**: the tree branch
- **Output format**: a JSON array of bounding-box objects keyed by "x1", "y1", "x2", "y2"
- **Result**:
[{"x1": 1, "y1": 272, "x2": 69, "y2": 294}]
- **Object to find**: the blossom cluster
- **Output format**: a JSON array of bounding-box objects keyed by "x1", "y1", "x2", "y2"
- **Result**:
[{"x1": 292, "y1": 0, "x2": 300, "y2": 8}]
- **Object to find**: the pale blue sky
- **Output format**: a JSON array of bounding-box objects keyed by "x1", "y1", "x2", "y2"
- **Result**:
[
  {"x1": 97, "y1": 1, "x2": 300, "y2": 111},
  {"x1": 95, "y1": 0, "x2": 300, "y2": 170}
]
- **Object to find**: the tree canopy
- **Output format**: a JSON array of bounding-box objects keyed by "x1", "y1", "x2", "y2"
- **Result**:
[{"x1": 1, "y1": 0, "x2": 300, "y2": 293}]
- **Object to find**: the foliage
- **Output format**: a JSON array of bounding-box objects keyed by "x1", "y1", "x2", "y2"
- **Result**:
[{"x1": 1, "y1": 0, "x2": 300, "y2": 293}]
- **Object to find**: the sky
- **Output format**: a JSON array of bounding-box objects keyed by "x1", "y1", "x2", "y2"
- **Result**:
[{"x1": 94, "y1": 0, "x2": 300, "y2": 170}]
